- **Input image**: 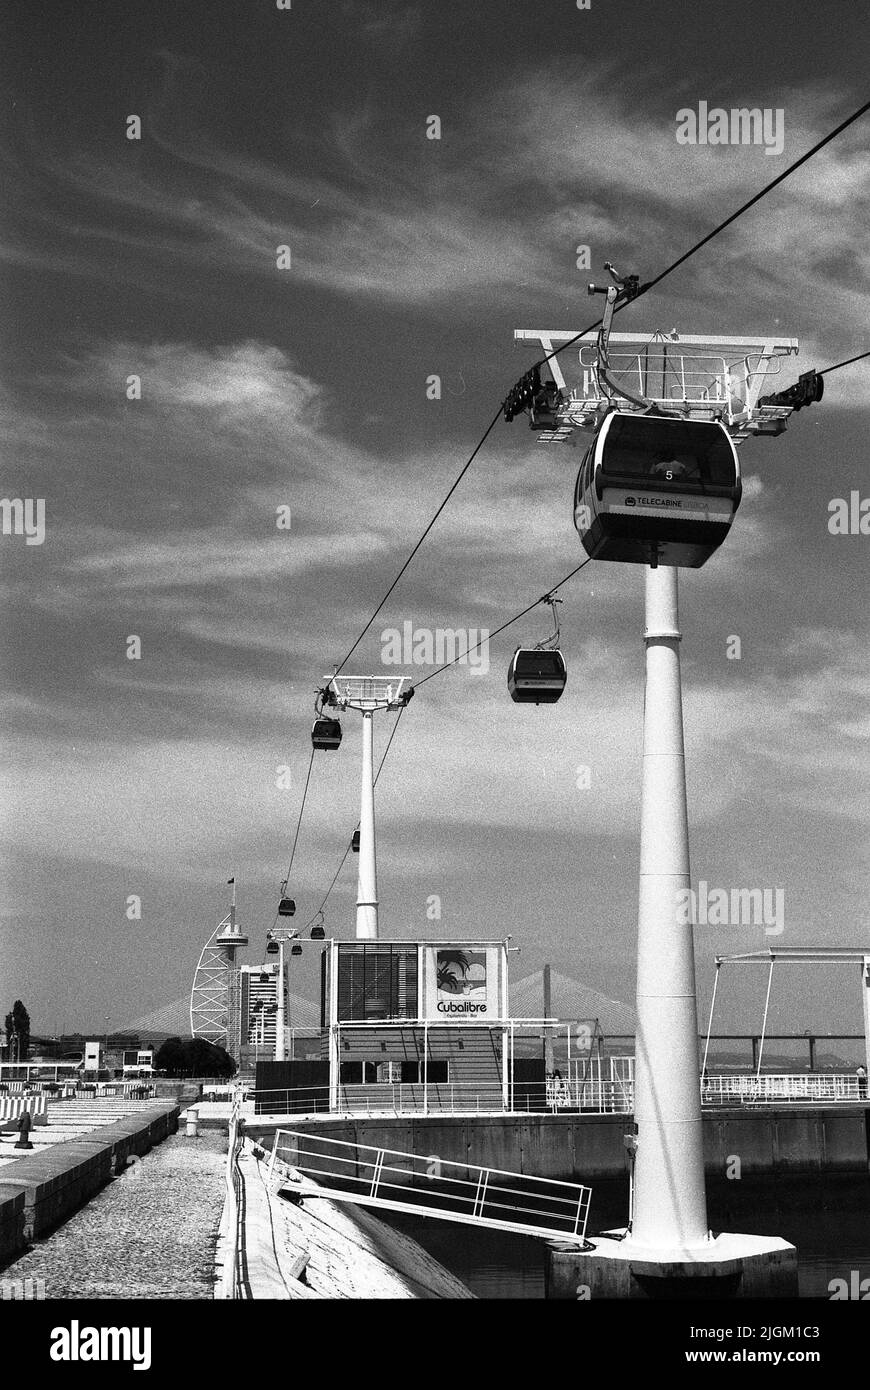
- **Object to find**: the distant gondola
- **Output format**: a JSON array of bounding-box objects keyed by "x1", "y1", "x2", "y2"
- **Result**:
[
  {"x1": 311, "y1": 716, "x2": 342, "y2": 750},
  {"x1": 266, "y1": 941, "x2": 279, "y2": 955},
  {"x1": 290, "y1": 942, "x2": 303, "y2": 956},
  {"x1": 278, "y1": 897, "x2": 296, "y2": 917},
  {"x1": 573, "y1": 411, "x2": 741, "y2": 568},
  {"x1": 507, "y1": 648, "x2": 567, "y2": 704},
  {"x1": 351, "y1": 829, "x2": 360, "y2": 853}
]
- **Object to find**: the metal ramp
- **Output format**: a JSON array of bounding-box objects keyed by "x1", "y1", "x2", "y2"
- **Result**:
[{"x1": 268, "y1": 1129, "x2": 592, "y2": 1245}]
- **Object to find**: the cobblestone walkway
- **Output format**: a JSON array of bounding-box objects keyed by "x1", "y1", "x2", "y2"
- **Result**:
[{"x1": 2, "y1": 1132, "x2": 227, "y2": 1299}]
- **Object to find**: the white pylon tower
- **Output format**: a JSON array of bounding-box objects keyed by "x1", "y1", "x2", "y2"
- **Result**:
[
  {"x1": 508, "y1": 304, "x2": 814, "y2": 1291},
  {"x1": 630, "y1": 566, "x2": 708, "y2": 1248},
  {"x1": 328, "y1": 676, "x2": 412, "y2": 939}
]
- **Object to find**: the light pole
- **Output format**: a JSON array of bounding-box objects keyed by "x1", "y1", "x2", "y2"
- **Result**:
[{"x1": 276, "y1": 937, "x2": 286, "y2": 1062}]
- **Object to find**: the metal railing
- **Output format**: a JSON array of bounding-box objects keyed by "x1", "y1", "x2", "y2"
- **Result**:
[
  {"x1": 220, "y1": 1096, "x2": 245, "y2": 1299},
  {"x1": 253, "y1": 1081, "x2": 624, "y2": 1116},
  {"x1": 249, "y1": 1071, "x2": 868, "y2": 1119},
  {"x1": 0, "y1": 1079, "x2": 156, "y2": 1099},
  {"x1": 270, "y1": 1128, "x2": 592, "y2": 1244},
  {"x1": 701, "y1": 1073, "x2": 868, "y2": 1105}
]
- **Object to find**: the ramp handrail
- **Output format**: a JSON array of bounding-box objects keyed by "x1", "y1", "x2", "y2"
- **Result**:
[
  {"x1": 270, "y1": 1128, "x2": 592, "y2": 1244},
  {"x1": 220, "y1": 1095, "x2": 245, "y2": 1299}
]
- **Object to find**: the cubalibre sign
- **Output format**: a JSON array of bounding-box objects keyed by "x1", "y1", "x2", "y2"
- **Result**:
[{"x1": 424, "y1": 946, "x2": 502, "y2": 1019}]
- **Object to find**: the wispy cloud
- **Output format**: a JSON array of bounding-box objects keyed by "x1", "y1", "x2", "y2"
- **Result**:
[{"x1": 7, "y1": 57, "x2": 866, "y2": 348}]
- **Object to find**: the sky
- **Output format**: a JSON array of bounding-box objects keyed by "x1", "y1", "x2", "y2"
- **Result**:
[{"x1": 1, "y1": 0, "x2": 869, "y2": 1041}]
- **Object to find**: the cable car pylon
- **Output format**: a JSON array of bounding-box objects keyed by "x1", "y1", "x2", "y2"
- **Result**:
[
  {"x1": 508, "y1": 276, "x2": 808, "y2": 1295},
  {"x1": 327, "y1": 675, "x2": 413, "y2": 940}
]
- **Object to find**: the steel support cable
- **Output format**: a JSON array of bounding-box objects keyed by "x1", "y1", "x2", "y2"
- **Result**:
[
  {"x1": 818, "y1": 348, "x2": 870, "y2": 376},
  {"x1": 328, "y1": 98, "x2": 870, "y2": 681},
  {"x1": 283, "y1": 744, "x2": 316, "y2": 886},
  {"x1": 333, "y1": 407, "x2": 504, "y2": 676},
  {"x1": 413, "y1": 555, "x2": 593, "y2": 689},
  {"x1": 634, "y1": 96, "x2": 870, "y2": 305},
  {"x1": 264, "y1": 744, "x2": 316, "y2": 940}
]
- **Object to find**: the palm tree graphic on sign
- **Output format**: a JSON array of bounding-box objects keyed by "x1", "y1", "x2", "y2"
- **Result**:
[{"x1": 437, "y1": 950, "x2": 486, "y2": 998}]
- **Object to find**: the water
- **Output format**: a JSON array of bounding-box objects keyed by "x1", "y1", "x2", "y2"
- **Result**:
[{"x1": 385, "y1": 1175, "x2": 870, "y2": 1299}]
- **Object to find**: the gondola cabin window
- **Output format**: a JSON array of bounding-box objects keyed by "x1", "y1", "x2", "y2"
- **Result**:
[{"x1": 599, "y1": 415, "x2": 738, "y2": 488}]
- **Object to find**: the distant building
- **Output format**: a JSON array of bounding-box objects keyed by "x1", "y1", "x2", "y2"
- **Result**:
[
  {"x1": 239, "y1": 963, "x2": 284, "y2": 1067},
  {"x1": 256, "y1": 937, "x2": 514, "y2": 1112}
]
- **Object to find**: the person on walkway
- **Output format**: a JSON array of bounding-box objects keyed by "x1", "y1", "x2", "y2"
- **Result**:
[{"x1": 857, "y1": 1065, "x2": 868, "y2": 1100}]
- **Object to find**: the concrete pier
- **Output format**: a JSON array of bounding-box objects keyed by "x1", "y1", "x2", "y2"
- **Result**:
[
  {"x1": 547, "y1": 1231, "x2": 798, "y2": 1299},
  {"x1": 0, "y1": 1101, "x2": 179, "y2": 1262},
  {"x1": 239, "y1": 1106, "x2": 870, "y2": 1182}
]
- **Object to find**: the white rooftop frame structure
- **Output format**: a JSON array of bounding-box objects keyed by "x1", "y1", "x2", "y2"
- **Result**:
[{"x1": 704, "y1": 947, "x2": 870, "y2": 1079}]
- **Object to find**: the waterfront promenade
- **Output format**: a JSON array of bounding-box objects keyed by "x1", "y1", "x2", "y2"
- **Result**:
[{"x1": 2, "y1": 1130, "x2": 226, "y2": 1298}]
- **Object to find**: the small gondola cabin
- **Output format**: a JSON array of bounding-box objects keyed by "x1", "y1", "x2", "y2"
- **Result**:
[
  {"x1": 311, "y1": 717, "x2": 342, "y2": 750},
  {"x1": 507, "y1": 648, "x2": 567, "y2": 704}
]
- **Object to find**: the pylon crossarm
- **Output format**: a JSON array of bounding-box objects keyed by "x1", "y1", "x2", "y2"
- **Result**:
[
  {"x1": 330, "y1": 675, "x2": 410, "y2": 711},
  {"x1": 513, "y1": 328, "x2": 800, "y2": 442}
]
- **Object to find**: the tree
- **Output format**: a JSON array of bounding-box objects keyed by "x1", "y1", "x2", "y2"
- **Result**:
[
  {"x1": 4, "y1": 1000, "x2": 31, "y2": 1062},
  {"x1": 155, "y1": 1036, "x2": 184, "y2": 1075},
  {"x1": 155, "y1": 1036, "x2": 235, "y2": 1078}
]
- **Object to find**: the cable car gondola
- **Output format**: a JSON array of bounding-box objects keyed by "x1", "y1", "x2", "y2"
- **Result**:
[
  {"x1": 266, "y1": 940, "x2": 279, "y2": 955},
  {"x1": 507, "y1": 594, "x2": 567, "y2": 705},
  {"x1": 573, "y1": 411, "x2": 741, "y2": 568},
  {"x1": 351, "y1": 829, "x2": 360, "y2": 853},
  {"x1": 290, "y1": 942, "x2": 303, "y2": 957},
  {"x1": 311, "y1": 716, "x2": 342, "y2": 750},
  {"x1": 278, "y1": 897, "x2": 296, "y2": 917},
  {"x1": 507, "y1": 647, "x2": 567, "y2": 704}
]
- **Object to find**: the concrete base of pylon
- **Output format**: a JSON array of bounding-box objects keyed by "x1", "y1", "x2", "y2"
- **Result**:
[{"x1": 546, "y1": 1229, "x2": 798, "y2": 1299}]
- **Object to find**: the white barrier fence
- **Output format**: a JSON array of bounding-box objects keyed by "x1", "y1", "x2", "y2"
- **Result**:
[
  {"x1": 702, "y1": 1073, "x2": 867, "y2": 1105},
  {"x1": 0, "y1": 1095, "x2": 49, "y2": 1128}
]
